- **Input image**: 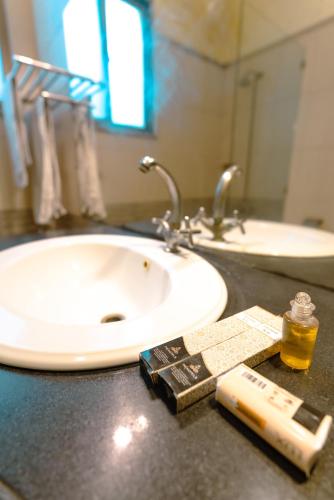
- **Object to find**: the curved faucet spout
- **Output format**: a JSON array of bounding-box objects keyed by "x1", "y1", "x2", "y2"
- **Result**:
[
  {"x1": 139, "y1": 156, "x2": 183, "y2": 228},
  {"x1": 212, "y1": 164, "x2": 242, "y2": 223}
]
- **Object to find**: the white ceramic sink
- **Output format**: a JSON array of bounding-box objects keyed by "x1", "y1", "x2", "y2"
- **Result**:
[
  {"x1": 194, "y1": 219, "x2": 334, "y2": 258},
  {"x1": 0, "y1": 234, "x2": 227, "y2": 370}
]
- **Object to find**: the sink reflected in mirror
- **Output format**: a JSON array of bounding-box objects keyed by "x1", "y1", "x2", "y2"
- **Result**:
[
  {"x1": 0, "y1": 234, "x2": 227, "y2": 370},
  {"x1": 194, "y1": 219, "x2": 334, "y2": 258}
]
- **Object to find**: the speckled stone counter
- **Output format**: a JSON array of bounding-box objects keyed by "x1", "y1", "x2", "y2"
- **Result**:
[{"x1": 0, "y1": 226, "x2": 333, "y2": 500}]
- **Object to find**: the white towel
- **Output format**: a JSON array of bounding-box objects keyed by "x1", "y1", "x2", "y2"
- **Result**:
[
  {"x1": 2, "y1": 76, "x2": 32, "y2": 188},
  {"x1": 73, "y1": 104, "x2": 106, "y2": 220},
  {"x1": 31, "y1": 97, "x2": 67, "y2": 225}
]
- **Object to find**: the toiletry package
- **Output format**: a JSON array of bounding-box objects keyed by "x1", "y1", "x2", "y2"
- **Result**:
[
  {"x1": 157, "y1": 312, "x2": 282, "y2": 412},
  {"x1": 140, "y1": 306, "x2": 280, "y2": 384},
  {"x1": 216, "y1": 364, "x2": 332, "y2": 476}
]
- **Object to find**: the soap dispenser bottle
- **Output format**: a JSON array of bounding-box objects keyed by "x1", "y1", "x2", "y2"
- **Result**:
[{"x1": 280, "y1": 292, "x2": 319, "y2": 370}]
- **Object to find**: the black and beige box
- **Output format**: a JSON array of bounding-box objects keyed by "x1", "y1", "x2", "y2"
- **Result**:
[
  {"x1": 140, "y1": 306, "x2": 280, "y2": 384},
  {"x1": 157, "y1": 313, "x2": 283, "y2": 412}
]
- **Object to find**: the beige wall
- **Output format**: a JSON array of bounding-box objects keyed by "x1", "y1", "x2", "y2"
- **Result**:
[
  {"x1": 154, "y1": 0, "x2": 241, "y2": 65},
  {"x1": 156, "y1": 0, "x2": 334, "y2": 65},
  {"x1": 1, "y1": 0, "x2": 227, "y2": 214},
  {"x1": 0, "y1": 121, "x2": 32, "y2": 210},
  {"x1": 3, "y1": 0, "x2": 334, "y2": 229},
  {"x1": 33, "y1": 0, "x2": 227, "y2": 214},
  {"x1": 284, "y1": 18, "x2": 334, "y2": 231},
  {"x1": 56, "y1": 35, "x2": 227, "y2": 214},
  {"x1": 0, "y1": 0, "x2": 12, "y2": 75},
  {"x1": 0, "y1": 0, "x2": 36, "y2": 211},
  {"x1": 4, "y1": 0, "x2": 37, "y2": 57},
  {"x1": 242, "y1": 0, "x2": 334, "y2": 57}
]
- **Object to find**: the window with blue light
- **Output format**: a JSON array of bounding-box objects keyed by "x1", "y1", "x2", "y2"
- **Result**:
[{"x1": 63, "y1": 0, "x2": 152, "y2": 131}]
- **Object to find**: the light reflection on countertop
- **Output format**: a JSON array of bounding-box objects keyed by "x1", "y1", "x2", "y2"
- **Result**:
[
  {"x1": 113, "y1": 426, "x2": 132, "y2": 449},
  {"x1": 113, "y1": 415, "x2": 149, "y2": 450}
]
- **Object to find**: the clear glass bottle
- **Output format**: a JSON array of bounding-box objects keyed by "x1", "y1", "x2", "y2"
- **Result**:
[{"x1": 280, "y1": 292, "x2": 319, "y2": 370}]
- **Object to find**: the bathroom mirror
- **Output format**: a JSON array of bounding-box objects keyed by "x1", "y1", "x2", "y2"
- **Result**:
[
  {"x1": 0, "y1": 0, "x2": 334, "y2": 239},
  {"x1": 228, "y1": 0, "x2": 334, "y2": 232}
]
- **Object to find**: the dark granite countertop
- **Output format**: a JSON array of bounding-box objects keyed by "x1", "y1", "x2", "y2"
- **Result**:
[{"x1": 0, "y1": 226, "x2": 333, "y2": 500}]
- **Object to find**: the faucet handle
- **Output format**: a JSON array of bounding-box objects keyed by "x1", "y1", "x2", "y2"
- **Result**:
[
  {"x1": 232, "y1": 209, "x2": 246, "y2": 235},
  {"x1": 179, "y1": 216, "x2": 201, "y2": 248},
  {"x1": 191, "y1": 206, "x2": 207, "y2": 225},
  {"x1": 162, "y1": 209, "x2": 172, "y2": 221},
  {"x1": 152, "y1": 210, "x2": 172, "y2": 235}
]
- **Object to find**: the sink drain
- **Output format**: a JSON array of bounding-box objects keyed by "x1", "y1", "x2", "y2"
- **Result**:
[{"x1": 100, "y1": 313, "x2": 125, "y2": 324}]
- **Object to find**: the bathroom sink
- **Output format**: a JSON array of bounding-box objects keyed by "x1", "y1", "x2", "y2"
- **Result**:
[
  {"x1": 194, "y1": 219, "x2": 334, "y2": 257},
  {"x1": 0, "y1": 234, "x2": 227, "y2": 370}
]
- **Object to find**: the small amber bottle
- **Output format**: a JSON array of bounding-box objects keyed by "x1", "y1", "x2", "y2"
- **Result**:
[{"x1": 280, "y1": 292, "x2": 319, "y2": 370}]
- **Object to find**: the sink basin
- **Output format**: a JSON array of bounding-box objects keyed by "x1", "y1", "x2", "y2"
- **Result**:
[
  {"x1": 194, "y1": 219, "x2": 334, "y2": 257},
  {"x1": 0, "y1": 234, "x2": 227, "y2": 370}
]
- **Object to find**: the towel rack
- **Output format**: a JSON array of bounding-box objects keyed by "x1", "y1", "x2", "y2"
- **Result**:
[
  {"x1": 41, "y1": 91, "x2": 93, "y2": 109},
  {"x1": 9, "y1": 54, "x2": 105, "y2": 105}
]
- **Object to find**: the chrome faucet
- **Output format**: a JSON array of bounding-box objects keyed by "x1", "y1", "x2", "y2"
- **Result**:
[
  {"x1": 152, "y1": 212, "x2": 200, "y2": 253},
  {"x1": 192, "y1": 164, "x2": 246, "y2": 241},
  {"x1": 139, "y1": 156, "x2": 200, "y2": 252},
  {"x1": 139, "y1": 156, "x2": 182, "y2": 229}
]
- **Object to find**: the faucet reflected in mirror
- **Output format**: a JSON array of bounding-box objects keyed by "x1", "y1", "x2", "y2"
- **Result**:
[
  {"x1": 139, "y1": 156, "x2": 200, "y2": 253},
  {"x1": 192, "y1": 165, "x2": 246, "y2": 241}
]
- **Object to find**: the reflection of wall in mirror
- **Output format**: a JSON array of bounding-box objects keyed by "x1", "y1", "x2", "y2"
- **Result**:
[
  {"x1": 284, "y1": 18, "x2": 334, "y2": 232},
  {"x1": 227, "y1": 1, "x2": 334, "y2": 230},
  {"x1": 241, "y1": 0, "x2": 334, "y2": 57},
  {"x1": 225, "y1": 38, "x2": 304, "y2": 222}
]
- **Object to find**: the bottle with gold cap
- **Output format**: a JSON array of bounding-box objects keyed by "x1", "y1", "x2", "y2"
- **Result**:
[{"x1": 280, "y1": 292, "x2": 319, "y2": 370}]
